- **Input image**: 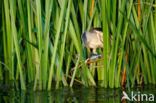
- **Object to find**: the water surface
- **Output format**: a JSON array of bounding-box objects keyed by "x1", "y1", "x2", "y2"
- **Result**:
[{"x1": 0, "y1": 83, "x2": 155, "y2": 103}]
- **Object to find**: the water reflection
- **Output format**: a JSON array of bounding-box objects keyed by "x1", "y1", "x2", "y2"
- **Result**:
[
  {"x1": 0, "y1": 85, "x2": 155, "y2": 103},
  {"x1": 0, "y1": 87, "x2": 121, "y2": 103}
]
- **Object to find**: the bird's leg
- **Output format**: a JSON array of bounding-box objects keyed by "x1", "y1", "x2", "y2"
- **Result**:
[{"x1": 93, "y1": 48, "x2": 97, "y2": 54}]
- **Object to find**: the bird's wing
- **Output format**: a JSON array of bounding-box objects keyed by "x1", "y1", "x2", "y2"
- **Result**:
[{"x1": 95, "y1": 31, "x2": 103, "y2": 43}]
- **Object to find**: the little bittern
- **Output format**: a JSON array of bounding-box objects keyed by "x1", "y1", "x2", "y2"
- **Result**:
[{"x1": 81, "y1": 28, "x2": 103, "y2": 54}]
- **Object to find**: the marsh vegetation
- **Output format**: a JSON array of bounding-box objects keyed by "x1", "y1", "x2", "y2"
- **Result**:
[{"x1": 0, "y1": 0, "x2": 156, "y2": 91}]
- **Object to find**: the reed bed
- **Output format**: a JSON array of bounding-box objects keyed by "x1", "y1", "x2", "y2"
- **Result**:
[{"x1": 0, "y1": 0, "x2": 156, "y2": 90}]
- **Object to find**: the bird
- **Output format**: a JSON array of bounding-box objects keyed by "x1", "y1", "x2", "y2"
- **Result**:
[
  {"x1": 89, "y1": 54, "x2": 103, "y2": 60},
  {"x1": 81, "y1": 28, "x2": 103, "y2": 55}
]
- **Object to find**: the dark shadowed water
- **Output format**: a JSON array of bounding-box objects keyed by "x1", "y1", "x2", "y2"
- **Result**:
[{"x1": 0, "y1": 82, "x2": 155, "y2": 103}]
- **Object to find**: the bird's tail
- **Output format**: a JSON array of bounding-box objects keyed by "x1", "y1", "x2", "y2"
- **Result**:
[{"x1": 81, "y1": 32, "x2": 87, "y2": 47}]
